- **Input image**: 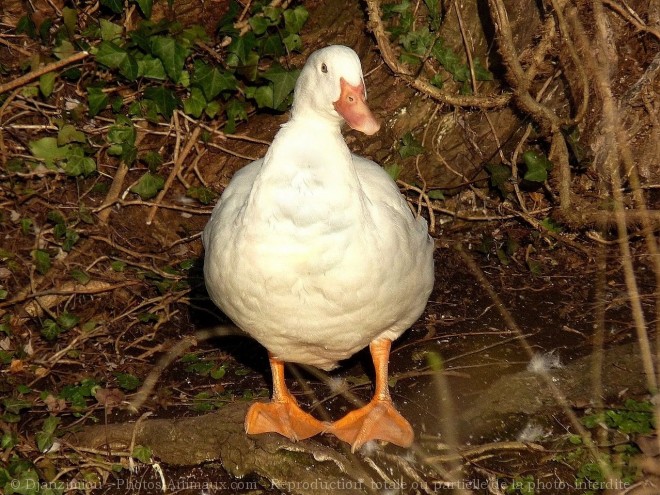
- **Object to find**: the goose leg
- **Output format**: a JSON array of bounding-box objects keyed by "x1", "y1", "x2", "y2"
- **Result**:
[
  {"x1": 330, "y1": 339, "x2": 414, "y2": 452},
  {"x1": 245, "y1": 354, "x2": 325, "y2": 441}
]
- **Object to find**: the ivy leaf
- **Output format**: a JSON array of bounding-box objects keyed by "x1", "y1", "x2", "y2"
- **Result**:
[
  {"x1": 216, "y1": 0, "x2": 240, "y2": 35},
  {"x1": 383, "y1": 0, "x2": 411, "y2": 16},
  {"x1": 523, "y1": 150, "x2": 553, "y2": 182},
  {"x1": 224, "y1": 98, "x2": 248, "y2": 133},
  {"x1": 134, "y1": 0, "x2": 153, "y2": 18},
  {"x1": 116, "y1": 372, "x2": 141, "y2": 391},
  {"x1": 246, "y1": 85, "x2": 273, "y2": 108},
  {"x1": 181, "y1": 25, "x2": 209, "y2": 44},
  {"x1": 249, "y1": 16, "x2": 270, "y2": 35},
  {"x1": 63, "y1": 154, "x2": 96, "y2": 177},
  {"x1": 205, "y1": 100, "x2": 220, "y2": 118},
  {"x1": 137, "y1": 55, "x2": 167, "y2": 80},
  {"x1": 485, "y1": 162, "x2": 512, "y2": 197},
  {"x1": 400, "y1": 27, "x2": 433, "y2": 57},
  {"x1": 261, "y1": 34, "x2": 284, "y2": 57},
  {"x1": 143, "y1": 86, "x2": 179, "y2": 118},
  {"x1": 423, "y1": 0, "x2": 441, "y2": 29},
  {"x1": 432, "y1": 39, "x2": 469, "y2": 82},
  {"x1": 16, "y1": 15, "x2": 36, "y2": 38},
  {"x1": 187, "y1": 186, "x2": 216, "y2": 205},
  {"x1": 53, "y1": 40, "x2": 76, "y2": 59},
  {"x1": 282, "y1": 33, "x2": 302, "y2": 52},
  {"x1": 57, "y1": 124, "x2": 86, "y2": 145},
  {"x1": 141, "y1": 150, "x2": 164, "y2": 169},
  {"x1": 210, "y1": 365, "x2": 226, "y2": 380},
  {"x1": 131, "y1": 172, "x2": 164, "y2": 200},
  {"x1": 100, "y1": 0, "x2": 123, "y2": 14},
  {"x1": 399, "y1": 132, "x2": 424, "y2": 158},
  {"x1": 430, "y1": 73, "x2": 444, "y2": 88},
  {"x1": 87, "y1": 86, "x2": 108, "y2": 117},
  {"x1": 33, "y1": 250, "x2": 51, "y2": 275},
  {"x1": 384, "y1": 162, "x2": 403, "y2": 180},
  {"x1": 29, "y1": 137, "x2": 69, "y2": 166},
  {"x1": 150, "y1": 36, "x2": 189, "y2": 83},
  {"x1": 132, "y1": 445, "x2": 152, "y2": 463},
  {"x1": 99, "y1": 19, "x2": 123, "y2": 42},
  {"x1": 227, "y1": 32, "x2": 257, "y2": 66},
  {"x1": 473, "y1": 58, "x2": 493, "y2": 81},
  {"x1": 70, "y1": 268, "x2": 91, "y2": 284},
  {"x1": 41, "y1": 319, "x2": 61, "y2": 341},
  {"x1": 183, "y1": 87, "x2": 207, "y2": 118},
  {"x1": 35, "y1": 416, "x2": 60, "y2": 452},
  {"x1": 192, "y1": 60, "x2": 237, "y2": 100},
  {"x1": 95, "y1": 41, "x2": 138, "y2": 80},
  {"x1": 107, "y1": 116, "x2": 136, "y2": 146},
  {"x1": 39, "y1": 72, "x2": 56, "y2": 98},
  {"x1": 111, "y1": 260, "x2": 126, "y2": 272},
  {"x1": 237, "y1": 50, "x2": 259, "y2": 82},
  {"x1": 540, "y1": 217, "x2": 562, "y2": 233},
  {"x1": 57, "y1": 312, "x2": 80, "y2": 330},
  {"x1": 262, "y1": 65, "x2": 300, "y2": 109},
  {"x1": 283, "y1": 5, "x2": 309, "y2": 34}
]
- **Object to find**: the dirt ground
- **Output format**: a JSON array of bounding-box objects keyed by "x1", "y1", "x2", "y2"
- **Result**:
[{"x1": 0, "y1": 0, "x2": 659, "y2": 494}]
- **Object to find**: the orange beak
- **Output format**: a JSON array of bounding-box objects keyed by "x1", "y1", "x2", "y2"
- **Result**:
[{"x1": 333, "y1": 77, "x2": 381, "y2": 136}]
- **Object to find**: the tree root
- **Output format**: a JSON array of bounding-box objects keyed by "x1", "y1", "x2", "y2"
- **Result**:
[{"x1": 69, "y1": 402, "x2": 377, "y2": 495}]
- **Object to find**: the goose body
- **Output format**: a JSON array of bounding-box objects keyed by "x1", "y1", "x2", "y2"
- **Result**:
[{"x1": 203, "y1": 45, "x2": 434, "y2": 449}]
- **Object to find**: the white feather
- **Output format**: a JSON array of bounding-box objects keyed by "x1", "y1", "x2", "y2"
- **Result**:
[{"x1": 203, "y1": 46, "x2": 434, "y2": 370}]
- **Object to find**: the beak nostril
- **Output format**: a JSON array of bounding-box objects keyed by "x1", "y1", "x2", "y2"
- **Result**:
[{"x1": 348, "y1": 96, "x2": 354, "y2": 102}]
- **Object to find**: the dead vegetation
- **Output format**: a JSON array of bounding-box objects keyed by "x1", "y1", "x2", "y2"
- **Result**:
[{"x1": 0, "y1": 0, "x2": 659, "y2": 494}]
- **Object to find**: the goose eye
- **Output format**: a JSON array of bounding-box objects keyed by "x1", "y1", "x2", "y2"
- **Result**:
[{"x1": 321, "y1": 63, "x2": 328, "y2": 73}]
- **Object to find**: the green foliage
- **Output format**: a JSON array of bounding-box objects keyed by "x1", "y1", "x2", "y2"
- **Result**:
[
  {"x1": 582, "y1": 399, "x2": 654, "y2": 435},
  {"x1": 41, "y1": 319, "x2": 62, "y2": 341},
  {"x1": 186, "y1": 186, "x2": 216, "y2": 205},
  {"x1": 35, "y1": 416, "x2": 60, "y2": 453},
  {"x1": 131, "y1": 172, "x2": 165, "y2": 200},
  {"x1": 262, "y1": 65, "x2": 301, "y2": 109},
  {"x1": 28, "y1": 131, "x2": 96, "y2": 177},
  {"x1": 115, "y1": 372, "x2": 141, "y2": 391},
  {"x1": 87, "y1": 86, "x2": 109, "y2": 117},
  {"x1": 383, "y1": 1, "x2": 492, "y2": 92},
  {"x1": 106, "y1": 116, "x2": 137, "y2": 165},
  {"x1": 57, "y1": 312, "x2": 80, "y2": 330},
  {"x1": 384, "y1": 162, "x2": 403, "y2": 181},
  {"x1": 39, "y1": 72, "x2": 56, "y2": 98},
  {"x1": 522, "y1": 150, "x2": 553, "y2": 183},
  {"x1": 505, "y1": 475, "x2": 536, "y2": 495},
  {"x1": 110, "y1": 260, "x2": 126, "y2": 272},
  {"x1": 398, "y1": 132, "x2": 424, "y2": 158},
  {"x1": 86, "y1": 1, "x2": 307, "y2": 129},
  {"x1": 16, "y1": 0, "x2": 309, "y2": 198},
  {"x1": 32, "y1": 250, "x2": 51, "y2": 275},
  {"x1": 2, "y1": 458, "x2": 41, "y2": 495},
  {"x1": 59, "y1": 379, "x2": 99, "y2": 413},
  {"x1": 132, "y1": 445, "x2": 152, "y2": 463},
  {"x1": 181, "y1": 353, "x2": 227, "y2": 379},
  {"x1": 485, "y1": 163, "x2": 512, "y2": 197},
  {"x1": 70, "y1": 268, "x2": 91, "y2": 284}
]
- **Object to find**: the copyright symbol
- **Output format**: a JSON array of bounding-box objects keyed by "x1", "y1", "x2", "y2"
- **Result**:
[{"x1": 11, "y1": 479, "x2": 20, "y2": 488}]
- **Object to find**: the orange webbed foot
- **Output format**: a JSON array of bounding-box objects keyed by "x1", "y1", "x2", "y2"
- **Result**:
[
  {"x1": 330, "y1": 398, "x2": 414, "y2": 452},
  {"x1": 245, "y1": 398, "x2": 325, "y2": 441}
]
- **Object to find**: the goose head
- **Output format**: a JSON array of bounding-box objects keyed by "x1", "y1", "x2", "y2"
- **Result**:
[{"x1": 291, "y1": 45, "x2": 380, "y2": 135}]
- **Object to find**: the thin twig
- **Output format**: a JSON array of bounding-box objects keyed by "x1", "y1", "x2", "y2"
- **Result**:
[
  {"x1": 602, "y1": 0, "x2": 660, "y2": 40},
  {"x1": 0, "y1": 51, "x2": 89, "y2": 95},
  {"x1": 0, "y1": 36, "x2": 33, "y2": 56},
  {"x1": 146, "y1": 123, "x2": 202, "y2": 225}
]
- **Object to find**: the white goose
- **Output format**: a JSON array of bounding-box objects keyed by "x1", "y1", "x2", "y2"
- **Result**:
[{"x1": 203, "y1": 45, "x2": 434, "y2": 451}]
